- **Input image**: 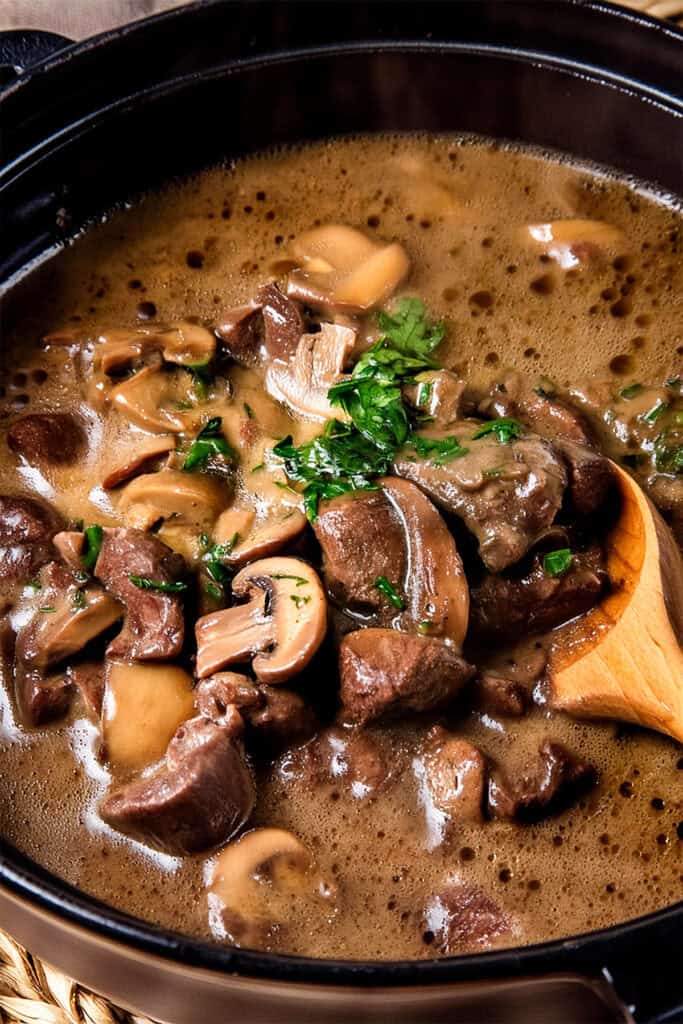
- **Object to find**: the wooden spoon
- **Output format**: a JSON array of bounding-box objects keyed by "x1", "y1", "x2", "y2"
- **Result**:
[{"x1": 551, "y1": 462, "x2": 683, "y2": 742}]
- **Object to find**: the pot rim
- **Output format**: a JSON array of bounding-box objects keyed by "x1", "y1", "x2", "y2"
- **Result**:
[{"x1": 0, "y1": 0, "x2": 681, "y2": 985}]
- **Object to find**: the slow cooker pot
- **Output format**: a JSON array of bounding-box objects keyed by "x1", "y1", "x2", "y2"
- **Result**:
[{"x1": 0, "y1": 3, "x2": 681, "y2": 1021}]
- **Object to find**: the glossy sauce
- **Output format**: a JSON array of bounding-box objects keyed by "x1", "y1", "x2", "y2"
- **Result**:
[{"x1": 0, "y1": 135, "x2": 681, "y2": 959}]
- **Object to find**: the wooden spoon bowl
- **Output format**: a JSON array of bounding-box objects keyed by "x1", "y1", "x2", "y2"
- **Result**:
[{"x1": 551, "y1": 463, "x2": 683, "y2": 743}]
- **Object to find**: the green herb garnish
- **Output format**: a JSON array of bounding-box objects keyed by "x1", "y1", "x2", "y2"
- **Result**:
[
  {"x1": 374, "y1": 575, "x2": 405, "y2": 610},
  {"x1": 654, "y1": 431, "x2": 683, "y2": 474},
  {"x1": 251, "y1": 463, "x2": 265, "y2": 473},
  {"x1": 472, "y1": 417, "x2": 524, "y2": 444},
  {"x1": 202, "y1": 534, "x2": 239, "y2": 589},
  {"x1": 128, "y1": 576, "x2": 188, "y2": 593},
  {"x1": 410, "y1": 434, "x2": 469, "y2": 465},
  {"x1": 183, "y1": 417, "x2": 235, "y2": 472},
  {"x1": 377, "y1": 297, "x2": 445, "y2": 358},
  {"x1": 205, "y1": 582, "x2": 223, "y2": 601},
  {"x1": 243, "y1": 402, "x2": 255, "y2": 419},
  {"x1": 665, "y1": 376, "x2": 682, "y2": 392},
  {"x1": 416, "y1": 381, "x2": 433, "y2": 406},
  {"x1": 484, "y1": 466, "x2": 505, "y2": 478},
  {"x1": 618, "y1": 383, "x2": 643, "y2": 400},
  {"x1": 642, "y1": 401, "x2": 669, "y2": 425},
  {"x1": 186, "y1": 361, "x2": 213, "y2": 401},
  {"x1": 81, "y1": 525, "x2": 104, "y2": 571},
  {"x1": 290, "y1": 594, "x2": 311, "y2": 608},
  {"x1": 417, "y1": 620, "x2": 432, "y2": 635},
  {"x1": 272, "y1": 573, "x2": 308, "y2": 586},
  {"x1": 543, "y1": 548, "x2": 573, "y2": 578},
  {"x1": 27, "y1": 578, "x2": 41, "y2": 592},
  {"x1": 71, "y1": 588, "x2": 87, "y2": 611}
]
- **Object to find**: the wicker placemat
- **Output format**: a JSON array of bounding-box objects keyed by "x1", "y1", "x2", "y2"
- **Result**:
[{"x1": 0, "y1": 2, "x2": 680, "y2": 1022}]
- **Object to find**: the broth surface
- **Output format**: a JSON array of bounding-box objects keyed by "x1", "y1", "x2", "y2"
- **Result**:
[{"x1": 0, "y1": 135, "x2": 681, "y2": 959}]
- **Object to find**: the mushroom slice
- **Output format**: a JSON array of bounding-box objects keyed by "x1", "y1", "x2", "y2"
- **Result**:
[
  {"x1": 224, "y1": 510, "x2": 307, "y2": 566},
  {"x1": 53, "y1": 530, "x2": 85, "y2": 573},
  {"x1": 195, "y1": 557, "x2": 327, "y2": 683},
  {"x1": 524, "y1": 220, "x2": 629, "y2": 270},
  {"x1": 103, "y1": 435, "x2": 176, "y2": 489},
  {"x1": 118, "y1": 470, "x2": 229, "y2": 528},
  {"x1": 109, "y1": 366, "x2": 187, "y2": 434},
  {"x1": 286, "y1": 224, "x2": 410, "y2": 314},
  {"x1": 102, "y1": 661, "x2": 195, "y2": 771},
  {"x1": 265, "y1": 322, "x2": 355, "y2": 422},
  {"x1": 207, "y1": 828, "x2": 336, "y2": 948},
  {"x1": 96, "y1": 322, "x2": 215, "y2": 375}
]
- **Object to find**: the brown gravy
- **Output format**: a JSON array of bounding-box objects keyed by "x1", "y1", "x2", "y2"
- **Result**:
[{"x1": 0, "y1": 135, "x2": 681, "y2": 959}]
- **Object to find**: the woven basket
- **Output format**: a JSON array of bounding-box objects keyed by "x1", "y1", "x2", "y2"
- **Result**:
[{"x1": 0, "y1": 2, "x2": 680, "y2": 1021}]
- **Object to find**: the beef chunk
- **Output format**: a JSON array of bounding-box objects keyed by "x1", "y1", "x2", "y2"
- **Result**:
[
  {"x1": 7, "y1": 413, "x2": 86, "y2": 466},
  {"x1": 286, "y1": 726, "x2": 390, "y2": 800},
  {"x1": 100, "y1": 709, "x2": 255, "y2": 855},
  {"x1": 481, "y1": 371, "x2": 593, "y2": 446},
  {"x1": 0, "y1": 494, "x2": 63, "y2": 584},
  {"x1": 257, "y1": 283, "x2": 303, "y2": 360},
  {"x1": 555, "y1": 440, "x2": 614, "y2": 516},
  {"x1": 423, "y1": 883, "x2": 512, "y2": 953},
  {"x1": 474, "y1": 673, "x2": 531, "y2": 717},
  {"x1": 95, "y1": 528, "x2": 185, "y2": 660},
  {"x1": 488, "y1": 740, "x2": 596, "y2": 821},
  {"x1": 339, "y1": 628, "x2": 475, "y2": 725},
  {"x1": 69, "y1": 661, "x2": 105, "y2": 718},
  {"x1": 313, "y1": 490, "x2": 406, "y2": 621},
  {"x1": 196, "y1": 672, "x2": 316, "y2": 751},
  {"x1": 416, "y1": 727, "x2": 486, "y2": 836},
  {"x1": 403, "y1": 370, "x2": 466, "y2": 428},
  {"x1": 394, "y1": 425, "x2": 567, "y2": 572},
  {"x1": 15, "y1": 667, "x2": 72, "y2": 728},
  {"x1": 216, "y1": 305, "x2": 263, "y2": 365},
  {"x1": 470, "y1": 549, "x2": 606, "y2": 640}
]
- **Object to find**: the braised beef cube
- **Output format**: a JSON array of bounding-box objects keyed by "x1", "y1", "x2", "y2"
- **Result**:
[
  {"x1": 555, "y1": 440, "x2": 614, "y2": 516},
  {"x1": 423, "y1": 883, "x2": 512, "y2": 953},
  {"x1": 7, "y1": 412, "x2": 86, "y2": 467},
  {"x1": 416, "y1": 726, "x2": 487, "y2": 831},
  {"x1": 15, "y1": 666, "x2": 72, "y2": 728},
  {"x1": 487, "y1": 740, "x2": 597, "y2": 821},
  {"x1": 0, "y1": 494, "x2": 64, "y2": 585},
  {"x1": 100, "y1": 710, "x2": 254, "y2": 855},
  {"x1": 339, "y1": 628, "x2": 474, "y2": 725},
  {"x1": 470, "y1": 549, "x2": 606, "y2": 640},
  {"x1": 95, "y1": 528, "x2": 185, "y2": 660},
  {"x1": 313, "y1": 490, "x2": 407, "y2": 620},
  {"x1": 475, "y1": 673, "x2": 531, "y2": 717},
  {"x1": 287, "y1": 726, "x2": 390, "y2": 800}
]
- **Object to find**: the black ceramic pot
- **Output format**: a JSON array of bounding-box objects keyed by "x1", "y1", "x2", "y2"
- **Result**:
[{"x1": 0, "y1": 3, "x2": 681, "y2": 1022}]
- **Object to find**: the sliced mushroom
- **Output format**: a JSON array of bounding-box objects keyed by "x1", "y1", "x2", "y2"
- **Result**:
[
  {"x1": 15, "y1": 563, "x2": 123, "y2": 673},
  {"x1": 195, "y1": 557, "x2": 326, "y2": 682},
  {"x1": 53, "y1": 531, "x2": 85, "y2": 572},
  {"x1": 207, "y1": 828, "x2": 336, "y2": 948},
  {"x1": 96, "y1": 322, "x2": 215, "y2": 375},
  {"x1": 524, "y1": 220, "x2": 629, "y2": 269},
  {"x1": 265, "y1": 322, "x2": 355, "y2": 421},
  {"x1": 100, "y1": 709, "x2": 254, "y2": 855},
  {"x1": 213, "y1": 504, "x2": 257, "y2": 547},
  {"x1": 223, "y1": 510, "x2": 308, "y2": 566},
  {"x1": 102, "y1": 661, "x2": 195, "y2": 771},
  {"x1": 109, "y1": 366, "x2": 188, "y2": 434},
  {"x1": 286, "y1": 224, "x2": 410, "y2": 314},
  {"x1": 118, "y1": 470, "x2": 229, "y2": 529},
  {"x1": 103, "y1": 435, "x2": 175, "y2": 489}
]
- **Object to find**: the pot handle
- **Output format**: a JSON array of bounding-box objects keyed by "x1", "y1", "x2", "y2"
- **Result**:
[{"x1": 0, "y1": 29, "x2": 72, "y2": 84}]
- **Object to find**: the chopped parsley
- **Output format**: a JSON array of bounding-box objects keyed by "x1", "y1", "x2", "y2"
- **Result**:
[
  {"x1": 71, "y1": 588, "x2": 87, "y2": 611},
  {"x1": 128, "y1": 575, "x2": 188, "y2": 593},
  {"x1": 618, "y1": 382, "x2": 643, "y2": 400},
  {"x1": 183, "y1": 417, "x2": 235, "y2": 472},
  {"x1": 290, "y1": 594, "x2": 311, "y2": 608},
  {"x1": 665, "y1": 376, "x2": 682, "y2": 392},
  {"x1": 654, "y1": 431, "x2": 683, "y2": 474},
  {"x1": 39, "y1": 606, "x2": 56, "y2": 614},
  {"x1": 274, "y1": 298, "x2": 447, "y2": 520},
  {"x1": 272, "y1": 573, "x2": 308, "y2": 586},
  {"x1": 416, "y1": 381, "x2": 433, "y2": 406},
  {"x1": 410, "y1": 434, "x2": 469, "y2": 465},
  {"x1": 205, "y1": 582, "x2": 224, "y2": 601},
  {"x1": 202, "y1": 534, "x2": 239, "y2": 591},
  {"x1": 27, "y1": 578, "x2": 41, "y2": 592},
  {"x1": 186, "y1": 361, "x2": 213, "y2": 401},
  {"x1": 642, "y1": 400, "x2": 669, "y2": 425},
  {"x1": 484, "y1": 466, "x2": 505, "y2": 478},
  {"x1": 243, "y1": 402, "x2": 255, "y2": 419},
  {"x1": 543, "y1": 548, "x2": 573, "y2": 578},
  {"x1": 471, "y1": 417, "x2": 524, "y2": 444},
  {"x1": 374, "y1": 575, "x2": 406, "y2": 610},
  {"x1": 251, "y1": 463, "x2": 265, "y2": 473},
  {"x1": 417, "y1": 620, "x2": 432, "y2": 635},
  {"x1": 81, "y1": 525, "x2": 104, "y2": 571}
]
